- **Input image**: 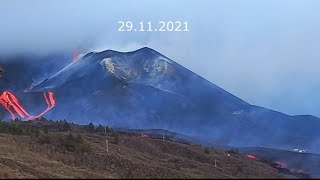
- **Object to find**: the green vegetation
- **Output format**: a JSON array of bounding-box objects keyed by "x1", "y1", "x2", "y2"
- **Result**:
[
  {"x1": 95, "y1": 124, "x2": 105, "y2": 133},
  {"x1": 111, "y1": 131, "x2": 120, "y2": 144},
  {"x1": 87, "y1": 123, "x2": 95, "y2": 133},
  {"x1": 62, "y1": 120, "x2": 72, "y2": 131},
  {"x1": 38, "y1": 133, "x2": 51, "y2": 144},
  {"x1": 0, "y1": 120, "x2": 24, "y2": 135},
  {"x1": 204, "y1": 147, "x2": 210, "y2": 154},
  {"x1": 0, "y1": 118, "x2": 73, "y2": 136},
  {"x1": 94, "y1": 124, "x2": 113, "y2": 134},
  {"x1": 0, "y1": 118, "x2": 92, "y2": 154},
  {"x1": 62, "y1": 133, "x2": 91, "y2": 153}
]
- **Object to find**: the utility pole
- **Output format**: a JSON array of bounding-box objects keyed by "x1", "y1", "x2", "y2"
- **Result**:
[
  {"x1": 105, "y1": 139, "x2": 109, "y2": 154},
  {"x1": 162, "y1": 133, "x2": 165, "y2": 141},
  {"x1": 214, "y1": 159, "x2": 217, "y2": 168},
  {"x1": 105, "y1": 125, "x2": 109, "y2": 154}
]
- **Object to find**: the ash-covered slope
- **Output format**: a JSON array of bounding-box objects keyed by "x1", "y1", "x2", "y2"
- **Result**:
[
  {"x1": 30, "y1": 47, "x2": 250, "y2": 126},
  {"x1": 0, "y1": 53, "x2": 71, "y2": 92},
  {"x1": 11, "y1": 47, "x2": 320, "y2": 152}
]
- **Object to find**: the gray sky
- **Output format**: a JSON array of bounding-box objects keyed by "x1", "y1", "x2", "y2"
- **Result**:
[{"x1": 1, "y1": 0, "x2": 320, "y2": 117}]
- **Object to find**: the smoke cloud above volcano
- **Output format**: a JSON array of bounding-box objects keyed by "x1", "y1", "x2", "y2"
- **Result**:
[{"x1": 1, "y1": 0, "x2": 320, "y2": 117}]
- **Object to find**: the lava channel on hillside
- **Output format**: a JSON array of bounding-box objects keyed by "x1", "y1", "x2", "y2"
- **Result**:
[{"x1": 0, "y1": 91, "x2": 55, "y2": 121}]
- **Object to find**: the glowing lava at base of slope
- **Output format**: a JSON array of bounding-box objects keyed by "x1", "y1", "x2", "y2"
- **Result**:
[
  {"x1": 247, "y1": 155, "x2": 256, "y2": 159},
  {"x1": 0, "y1": 91, "x2": 55, "y2": 121}
]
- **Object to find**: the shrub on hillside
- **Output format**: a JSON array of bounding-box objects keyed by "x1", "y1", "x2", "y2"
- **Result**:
[
  {"x1": 111, "y1": 132, "x2": 120, "y2": 144},
  {"x1": 86, "y1": 123, "x2": 95, "y2": 133},
  {"x1": 0, "y1": 121, "x2": 23, "y2": 135},
  {"x1": 38, "y1": 133, "x2": 51, "y2": 144},
  {"x1": 63, "y1": 133, "x2": 92, "y2": 153},
  {"x1": 204, "y1": 147, "x2": 210, "y2": 154}
]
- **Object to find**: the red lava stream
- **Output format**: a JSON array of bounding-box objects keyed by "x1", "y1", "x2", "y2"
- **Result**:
[{"x1": 0, "y1": 91, "x2": 55, "y2": 121}]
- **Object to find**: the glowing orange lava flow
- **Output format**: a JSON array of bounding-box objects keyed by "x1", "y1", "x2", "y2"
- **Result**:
[
  {"x1": 72, "y1": 50, "x2": 80, "y2": 62},
  {"x1": 0, "y1": 91, "x2": 55, "y2": 121},
  {"x1": 247, "y1": 155, "x2": 256, "y2": 159}
]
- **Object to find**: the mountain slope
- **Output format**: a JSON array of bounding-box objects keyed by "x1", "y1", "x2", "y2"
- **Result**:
[{"x1": 2, "y1": 47, "x2": 320, "y2": 153}]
